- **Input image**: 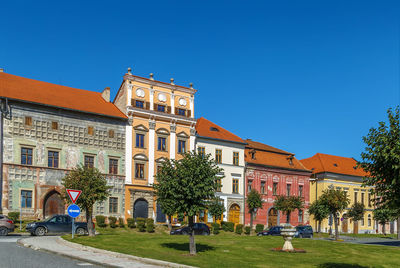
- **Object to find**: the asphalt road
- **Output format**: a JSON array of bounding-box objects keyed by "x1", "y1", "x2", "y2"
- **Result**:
[{"x1": 0, "y1": 235, "x2": 100, "y2": 268}]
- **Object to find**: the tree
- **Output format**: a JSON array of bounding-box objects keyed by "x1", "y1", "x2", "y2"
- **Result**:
[
  {"x1": 62, "y1": 165, "x2": 111, "y2": 236},
  {"x1": 308, "y1": 199, "x2": 330, "y2": 233},
  {"x1": 246, "y1": 189, "x2": 263, "y2": 231},
  {"x1": 274, "y1": 195, "x2": 304, "y2": 224},
  {"x1": 348, "y1": 202, "x2": 365, "y2": 234},
  {"x1": 358, "y1": 106, "x2": 400, "y2": 239},
  {"x1": 208, "y1": 198, "x2": 225, "y2": 223},
  {"x1": 319, "y1": 188, "x2": 349, "y2": 240},
  {"x1": 154, "y1": 152, "x2": 222, "y2": 255},
  {"x1": 373, "y1": 207, "x2": 396, "y2": 236}
]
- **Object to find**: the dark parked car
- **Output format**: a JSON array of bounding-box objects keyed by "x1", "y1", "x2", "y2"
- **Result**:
[
  {"x1": 295, "y1": 225, "x2": 313, "y2": 238},
  {"x1": 0, "y1": 215, "x2": 15, "y2": 236},
  {"x1": 26, "y1": 215, "x2": 90, "y2": 236},
  {"x1": 257, "y1": 226, "x2": 283, "y2": 236},
  {"x1": 170, "y1": 223, "x2": 210, "y2": 235}
]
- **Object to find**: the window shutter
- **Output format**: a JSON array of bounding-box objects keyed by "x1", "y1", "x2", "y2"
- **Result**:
[
  {"x1": 146, "y1": 101, "x2": 150, "y2": 109},
  {"x1": 167, "y1": 106, "x2": 171, "y2": 113},
  {"x1": 131, "y1": 99, "x2": 135, "y2": 106},
  {"x1": 187, "y1": 110, "x2": 191, "y2": 118}
]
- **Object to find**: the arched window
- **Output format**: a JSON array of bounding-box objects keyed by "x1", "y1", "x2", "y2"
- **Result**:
[{"x1": 368, "y1": 214, "x2": 372, "y2": 227}]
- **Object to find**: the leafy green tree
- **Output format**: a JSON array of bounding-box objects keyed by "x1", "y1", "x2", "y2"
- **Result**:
[
  {"x1": 373, "y1": 207, "x2": 397, "y2": 236},
  {"x1": 207, "y1": 198, "x2": 225, "y2": 223},
  {"x1": 358, "y1": 106, "x2": 400, "y2": 238},
  {"x1": 154, "y1": 152, "x2": 222, "y2": 255},
  {"x1": 308, "y1": 199, "x2": 330, "y2": 233},
  {"x1": 62, "y1": 165, "x2": 111, "y2": 236},
  {"x1": 274, "y1": 195, "x2": 304, "y2": 224},
  {"x1": 246, "y1": 189, "x2": 263, "y2": 231},
  {"x1": 319, "y1": 188, "x2": 349, "y2": 240},
  {"x1": 348, "y1": 202, "x2": 365, "y2": 234}
]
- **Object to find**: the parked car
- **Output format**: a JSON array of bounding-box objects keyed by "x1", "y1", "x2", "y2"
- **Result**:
[
  {"x1": 26, "y1": 215, "x2": 90, "y2": 236},
  {"x1": 0, "y1": 215, "x2": 15, "y2": 236},
  {"x1": 170, "y1": 223, "x2": 210, "y2": 235},
  {"x1": 257, "y1": 226, "x2": 283, "y2": 236},
  {"x1": 295, "y1": 225, "x2": 313, "y2": 238}
]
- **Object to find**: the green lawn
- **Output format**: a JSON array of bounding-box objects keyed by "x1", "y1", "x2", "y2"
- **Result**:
[{"x1": 63, "y1": 228, "x2": 400, "y2": 268}]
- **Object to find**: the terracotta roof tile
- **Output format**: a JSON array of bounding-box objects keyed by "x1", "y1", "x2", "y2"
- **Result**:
[
  {"x1": 0, "y1": 72, "x2": 127, "y2": 119},
  {"x1": 195, "y1": 117, "x2": 245, "y2": 143},
  {"x1": 300, "y1": 153, "x2": 367, "y2": 177}
]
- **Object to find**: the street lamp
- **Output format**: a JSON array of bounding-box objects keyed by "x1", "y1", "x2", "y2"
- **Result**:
[{"x1": 0, "y1": 98, "x2": 11, "y2": 214}]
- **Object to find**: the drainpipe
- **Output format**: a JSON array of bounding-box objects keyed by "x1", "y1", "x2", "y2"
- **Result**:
[
  {"x1": 0, "y1": 98, "x2": 11, "y2": 214},
  {"x1": 243, "y1": 162, "x2": 247, "y2": 225}
]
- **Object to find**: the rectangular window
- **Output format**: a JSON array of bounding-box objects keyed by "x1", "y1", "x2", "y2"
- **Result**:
[
  {"x1": 354, "y1": 192, "x2": 358, "y2": 204},
  {"x1": 298, "y1": 185, "x2": 303, "y2": 197},
  {"x1": 361, "y1": 192, "x2": 365, "y2": 206},
  {"x1": 233, "y1": 152, "x2": 239, "y2": 166},
  {"x1": 361, "y1": 215, "x2": 365, "y2": 226},
  {"x1": 368, "y1": 194, "x2": 372, "y2": 207},
  {"x1": 51, "y1": 121, "x2": 58, "y2": 130},
  {"x1": 273, "y1": 182, "x2": 278, "y2": 195},
  {"x1": 84, "y1": 155, "x2": 94, "y2": 168},
  {"x1": 157, "y1": 105, "x2": 165, "y2": 112},
  {"x1": 88, "y1": 126, "x2": 94, "y2": 135},
  {"x1": 109, "y1": 197, "x2": 118, "y2": 213},
  {"x1": 178, "y1": 140, "x2": 186, "y2": 154},
  {"x1": 109, "y1": 159, "x2": 118, "y2": 174},
  {"x1": 286, "y1": 184, "x2": 291, "y2": 196},
  {"x1": 135, "y1": 163, "x2": 145, "y2": 179},
  {"x1": 247, "y1": 180, "x2": 253, "y2": 193},
  {"x1": 135, "y1": 100, "x2": 144, "y2": 108},
  {"x1": 158, "y1": 137, "x2": 166, "y2": 151},
  {"x1": 24, "y1": 116, "x2": 32, "y2": 126},
  {"x1": 21, "y1": 147, "x2": 33, "y2": 165},
  {"x1": 48, "y1": 151, "x2": 59, "y2": 168},
  {"x1": 136, "y1": 133, "x2": 144, "y2": 148},
  {"x1": 21, "y1": 190, "x2": 32, "y2": 208},
  {"x1": 298, "y1": 210, "x2": 303, "y2": 223},
  {"x1": 261, "y1": 181, "x2": 266, "y2": 194},
  {"x1": 215, "y1": 149, "x2": 222, "y2": 164},
  {"x1": 232, "y1": 179, "x2": 239, "y2": 194},
  {"x1": 216, "y1": 178, "x2": 222, "y2": 192},
  {"x1": 198, "y1": 147, "x2": 205, "y2": 157},
  {"x1": 108, "y1": 129, "x2": 115, "y2": 138},
  {"x1": 368, "y1": 215, "x2": 371, "y2": 227},
  {"x1": 177, "y1": 109, "x2": 186, "y2": 116}
]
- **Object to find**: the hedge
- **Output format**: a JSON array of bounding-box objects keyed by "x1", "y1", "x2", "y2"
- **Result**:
[
  {"x1": 256, "y1": 224, "x2": 264, "y2": 233},
  {"x1": 7, "y1": 212, "x2": 20, "y2": 223},
  {"x1": 95, "y1": 215, "x2": 107, "y2": 228},
  {"x1": 118, "y1": 217, "x2": 125, "y2": 228},
  {"x1": 127, "y1": 218, "x2": 136, "y2": 228},
  {"x1": 244, "y1": 226, "x2": 251, "y2": 235},
  {"x1": 109, "y1": 217, "x2": 117, "y2": 228},
  {"x1": 136, "y1": 217, "x2": 146, "y2": 232},
  {"x1": 226, "y1": 222, "x2": 235, "y2": 232},
  {"x1": 235, "y1": 224, "x2": 243, "y2": 235},
  {"x1": 211, "y1": 223, "x2": 220, "y2": 235}
]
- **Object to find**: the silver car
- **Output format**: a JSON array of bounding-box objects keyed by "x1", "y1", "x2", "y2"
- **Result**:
[{"x1": 0, "y1": 215, "x2": 15, "y2": 236}]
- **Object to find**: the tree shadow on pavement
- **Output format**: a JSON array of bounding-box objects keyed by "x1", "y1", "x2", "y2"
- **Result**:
[
  {"x1": 161, "y1": 243, "x2": 215, "y2": 253},
  {"x1": 318, "y1": 263, "x2": 368, "y2": 268}
]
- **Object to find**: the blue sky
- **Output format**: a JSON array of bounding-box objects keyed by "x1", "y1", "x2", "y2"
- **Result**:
[{"x1": 1, "y1": 1, "x2": 399, "y2": 160}]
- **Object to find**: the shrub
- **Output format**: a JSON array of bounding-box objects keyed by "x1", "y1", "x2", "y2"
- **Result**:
[
  {"x1": 256, "y1": 224, "x2": 264, "y2": 233},
  {"x1": 181, "y1": 220, "x2": 187, "y2": 226},
  {"x1": 244, "y1": 226, "x2": 251, "y2": 235},
  {"x1": 235, "y1": 224, "x2": 243, "y2": 235},
  {"x1": 95, "y1": 215, "x2": 107, "y2": 228},
  {"x1": 118, "y1": 217, "x2": 125, "y2": 228},
  {"x1": 211, "y1": 223, "x2": 220, "y2": 235},
  {"x1": 127, "y1": 218, "x2": 136, "y2": 229},
  {"x1": 220, "y1": 221, "x2": 227, "y2": 231},
  {"x1": 136, "y1": 217, "x2": 146, "y2": 232},
  {"x1": 146, "y1": 222, "x2": 155, "y2": 233},
  {"x1": 146, "y1": 218, "x2": 154, "y2": 225},
  {"x1": 109, "y1": 217, "x2": 117, "y2": 228},
  {"x1": 7, "y1": 212, "x2": 19, "y2": 223},
  {"x1": 227, "y1": 222, "x2": 235, "y2": 232}
]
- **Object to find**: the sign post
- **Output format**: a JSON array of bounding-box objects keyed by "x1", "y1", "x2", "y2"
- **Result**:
[{"x1": 66, "y1": 189, "x2": 82, "y2": 238}]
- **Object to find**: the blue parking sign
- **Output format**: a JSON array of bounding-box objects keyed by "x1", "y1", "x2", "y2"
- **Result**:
[{"x1": 67, "y1": 204, "x2": 81, "y2": 218}]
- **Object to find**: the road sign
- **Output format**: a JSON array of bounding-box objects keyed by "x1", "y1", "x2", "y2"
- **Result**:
[
  {"x1": 67, "y1": 204, "x2": 81, "y2": 218},
  {"x1": 66, "y1": 189, "x2": 82, "y2": 203}
]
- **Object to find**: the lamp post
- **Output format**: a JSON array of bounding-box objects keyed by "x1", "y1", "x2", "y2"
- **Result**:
[{"x1": 0, "y1": 98, "x2": 11, "y2": 214}]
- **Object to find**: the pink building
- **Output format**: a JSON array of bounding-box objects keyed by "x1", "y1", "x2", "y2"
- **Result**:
[{"x1": 244, "y1": 140, "x2": 312, "y2": 227}]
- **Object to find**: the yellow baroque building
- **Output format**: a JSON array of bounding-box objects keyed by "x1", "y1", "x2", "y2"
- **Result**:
[
  {"x1": 114, "y1": 68, "x2": 197, "y2": 222},
  {"x1": 301, "y1": 153, "x2": 375, "y2": 234}
]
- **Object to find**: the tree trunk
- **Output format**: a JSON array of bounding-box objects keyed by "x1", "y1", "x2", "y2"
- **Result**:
[
  {"x1": 167, "y1": 215, "x2": 172, "y2": 231},
  {"x1": 286, "y1": 211, "x2": 290, "y2": 224},
  {"x1": 382, "y1": 222, "x2": 386, "y2": 236},
  {"x1": 86, "y1": 206, "x2": 95, "y2": 237},
  {"x1": 353, "y1": 220, "x2": 358, "y2": 234},
  {"x1": 318, "y1": 220, "x2": 321, "y2": 233},
  {"x1": 188, "y1": 216, "x2": 196, "y2": 255},
  {"x1": 397, "y1": 216, "x2": 400, "y2": 240},
  {"x1": 250, "y1": 211, "x2": 253, "y2": 232},
  {"x1": 334, "y1": 214, "x2": 339, "y2": 241}
]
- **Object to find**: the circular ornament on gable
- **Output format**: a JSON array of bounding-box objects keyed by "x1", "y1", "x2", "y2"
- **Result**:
[
  {"x1": 179, "y1": 98, "x2": 187, "y2": 106},
  {"x1": 158, "y1": 93, "x2": 167, "y2": 102},
  {"x1": 136, "y1": 88, "x2": 145, "y2": 98}
]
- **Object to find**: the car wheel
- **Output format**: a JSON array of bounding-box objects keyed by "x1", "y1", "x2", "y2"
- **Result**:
[
  {"x1": 299, "y1": 234, "x2": 303, "y2": 238},
  {"x1": 76, "y1": 228, "x2": 86, "y2": 235},
  {"x1": 257, "y1": 233, "x2": 262, "y2": 236},
  {"x1": 203, "y1": 231, "x2": 210, "y2": 236},
  {"x1": 310, "y1": 234, "x2": 313, "y2": 239},
  {"x1": 35, "y1": 227, "x2": 46, "y2": 236},
  {"x1": 0, "y1": 227, "x2": 8, "y2": 236}
]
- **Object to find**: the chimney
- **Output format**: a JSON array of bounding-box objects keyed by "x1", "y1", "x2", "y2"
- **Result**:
[
  {"x1": 101, "y1": 87, "x2": 110, "y2": 102},
  {"x1": 0, "y1": 68, "x2": 4, "y2": 72}
]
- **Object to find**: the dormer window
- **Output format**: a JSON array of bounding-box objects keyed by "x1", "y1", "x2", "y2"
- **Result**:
[
  {"x1": 333, "y1": 163, "x2": 338, "y2": 167},
  {"x1": 210, "y1": 127, "x2": 219, "y2": 132},
  {"x1": 249, "y1": 150, "x2": 256, "y2": 160},
  {"x1": 287, "y1": 155, "x2": 294, "y2": 165}
]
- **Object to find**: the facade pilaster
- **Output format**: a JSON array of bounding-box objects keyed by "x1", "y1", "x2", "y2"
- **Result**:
[
  {"x1": 150, "y1": 87, "x2": 154, "y2": 110},
  {"x1": 190, "y1": 96, "x2": 194, "y2": 118},
  {"x1": 125, "y1": 117, "x2": 133, "y2": 184},
  {"x1": 148, "y1": 120, "x2": 156, "y2": 184},
  {"x1": 190, "y1": 126, "x2": 196, "y2": 152},
  {"x1": 170, "y1": 123, "x2": 176, "y2": 159},
  {"x1": 171, "y1": 93, "x2": 175, "y2": 114}
]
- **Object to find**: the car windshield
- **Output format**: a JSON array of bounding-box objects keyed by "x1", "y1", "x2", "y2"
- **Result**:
[{"x1": 45, "y1": 216, "x2": 57, "y2": 222}]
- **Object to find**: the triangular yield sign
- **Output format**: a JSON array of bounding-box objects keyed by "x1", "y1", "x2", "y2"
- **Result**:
[{"x1": 67, "y1": 189, "x2": 82, "y2": 203}]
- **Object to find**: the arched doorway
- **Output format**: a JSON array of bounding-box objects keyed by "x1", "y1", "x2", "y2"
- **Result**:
[
  {"x1": 43, "y1": 191, "x2": 64, "y2": 218},
  {"x1": 228, "y1": 204, "x2": 240, "y2": 224},
  {"x1": 134, "y1": 199, "x2": 148, "y2": 219},
  {"x1": 156, "y1": 202, "x2": 166, "y2": 223},
  {"x1": 268, "y1": 208, "x2": 278, "y2": 227}
]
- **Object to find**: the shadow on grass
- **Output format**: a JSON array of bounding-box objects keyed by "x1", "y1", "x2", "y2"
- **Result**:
[
  {"x1": 318, "y1": 263, "x2": 368, "y2": 268},
  {"x1": 161, "y1": 243, "x2": 215, "y2": 253}
]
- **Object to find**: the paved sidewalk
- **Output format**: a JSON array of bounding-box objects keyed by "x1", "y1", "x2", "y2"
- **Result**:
[{"x1": 18, "y1": 236, "x2": 193, "y2": 268}]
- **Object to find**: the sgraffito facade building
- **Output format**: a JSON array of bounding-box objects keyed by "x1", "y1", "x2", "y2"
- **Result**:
[
  {"x1": 244, "y1": 140, "x2": 312, "y2": 227},
  {"x1": 0, "y1": 71, "x2": 127, "y2": 219},
  {"x1": 113, "y1": 69, "x2": 196, "y2": 222}
]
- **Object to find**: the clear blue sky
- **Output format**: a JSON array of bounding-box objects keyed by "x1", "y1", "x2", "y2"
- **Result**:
[{"x1": 1, "y1": 1, "x2": 399, "y2": 160}]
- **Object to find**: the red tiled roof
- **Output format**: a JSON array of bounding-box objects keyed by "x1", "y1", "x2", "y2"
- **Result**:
[
  {"x1": 300, "y1": 153, "x2": 367, "y2": 177},
  {"x1": 245, "y1": 140, "x2": 310, "y2": 172},
  {"x1": 0, "y1": 72, "x2": 127, "y2": 119},
  {"x1": 195, "y1": 117, "x2": 245, "y2": 143}
]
